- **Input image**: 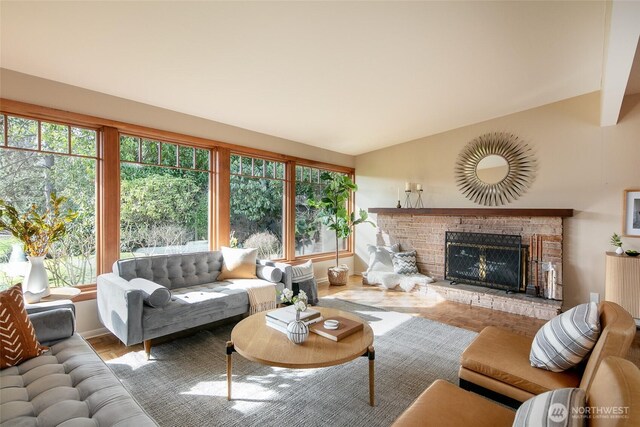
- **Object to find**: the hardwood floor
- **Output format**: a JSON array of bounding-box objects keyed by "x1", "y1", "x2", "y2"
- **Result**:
[{"x1": 87, "y1": 275, "x2": 640, "y2": 367}]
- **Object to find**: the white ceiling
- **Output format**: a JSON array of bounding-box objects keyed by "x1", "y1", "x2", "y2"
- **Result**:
[{"x1": 0, "y1": 1, "x2": 615, "y2": 155}]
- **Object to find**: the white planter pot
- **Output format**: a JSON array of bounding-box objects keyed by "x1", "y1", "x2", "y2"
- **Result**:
[
  {"x1": 616, "y1": 247, "x2": 624, "y2": 255},
  {"x1": 23, "y1": 255, "x2": 50, "y2": 303}
]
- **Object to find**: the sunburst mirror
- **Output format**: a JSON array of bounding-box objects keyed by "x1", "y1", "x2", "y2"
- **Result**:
[{"x1": 454, "y1": 132, "x2": 535, "y2": 206}]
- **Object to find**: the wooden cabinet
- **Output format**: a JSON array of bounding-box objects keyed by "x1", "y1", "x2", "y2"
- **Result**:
[{"x1": 605, "y1": 252, "x2": 640, "y2": 318}]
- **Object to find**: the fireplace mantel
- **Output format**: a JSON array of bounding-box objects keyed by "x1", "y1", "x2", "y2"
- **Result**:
[{"x1": 368, "y1": 208, "x2": 573, "y2": 217}]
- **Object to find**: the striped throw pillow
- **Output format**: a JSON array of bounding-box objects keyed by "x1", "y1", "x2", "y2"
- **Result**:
[
  {"x1": 513, "y1": 388, "x2": 586, "y2": 427},
  {"x1": 530, "y1": 302, "x2": 600, "y2": 372},
  {"x1": 0, "y1": 284, "x2": 47, "y2": 368},
  {"x1": 291, "y1": 260, "x2": 314, "y2": 283},
  {"x1": 392, "y1": 250, "x2": 419, "y2": 275}
]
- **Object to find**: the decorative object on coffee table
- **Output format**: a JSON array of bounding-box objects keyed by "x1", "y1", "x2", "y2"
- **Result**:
[
  {"x1": 308, "y1": 172, "x2": 374, "y2": 285},
  {"x1": 455, "y1": 132, "x2": 535, "y2": 206},
  {"x1": 0, "y1": 193, "x2": 78, "y2": 303},
  {"x1": 623, "y1": 189, "x2": 640, "y2": 237},
  {"x1": 280, "y1": 288, "x2": 310, "y2": 344}
]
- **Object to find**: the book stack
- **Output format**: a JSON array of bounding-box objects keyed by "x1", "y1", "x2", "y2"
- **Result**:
[{"x1": 266, "y1": 306, "x2": 323, "y2": 334}]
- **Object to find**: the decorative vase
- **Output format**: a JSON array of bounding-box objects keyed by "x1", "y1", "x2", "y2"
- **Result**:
[
  {"x1": 616, "y1": 247, "x2": 624, "y2": 255},
  {"x1": 23, "y1": 255, "x2": 50, "y2": 303},
  {"x1": 327, "y1": 264, "x2": 349, "y2": 286},
  {"x1": 286, "y1": 310, "x2": 309, "y2": 344}
]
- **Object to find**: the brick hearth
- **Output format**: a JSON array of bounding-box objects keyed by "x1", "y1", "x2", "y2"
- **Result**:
[{"x1": 373, "y1": 212, "x2": 566, "y2": 308}]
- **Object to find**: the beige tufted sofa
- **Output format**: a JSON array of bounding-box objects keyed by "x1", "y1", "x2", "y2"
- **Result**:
[{"x1": 0, "y1": 301, "x2": 157, "y2": 426}]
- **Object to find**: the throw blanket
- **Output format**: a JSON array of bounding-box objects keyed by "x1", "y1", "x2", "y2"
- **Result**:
[
  {"x1": 363, "y1": 271, "x2": 433, "y2": 292},
  {"x1": 223, "y1": 279, "x2": 277, "y2": 314}
]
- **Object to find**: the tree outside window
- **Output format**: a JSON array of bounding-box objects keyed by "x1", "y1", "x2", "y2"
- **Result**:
[{"x1": 0, "y1": 115, "x2": 97, "y2": 290}]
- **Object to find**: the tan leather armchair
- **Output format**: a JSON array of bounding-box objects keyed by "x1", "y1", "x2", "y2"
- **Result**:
[
  {"x1": 393, "y1": 356, "x2": 640, "y2": 427},
  {"x1": 458, "y1": 301, "x2": 636, "y2": 407}
]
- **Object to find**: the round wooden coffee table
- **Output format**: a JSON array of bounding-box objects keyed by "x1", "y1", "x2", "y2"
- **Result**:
[{"x1": 226, "y1": 306, "x2": 376, "y2": 406}]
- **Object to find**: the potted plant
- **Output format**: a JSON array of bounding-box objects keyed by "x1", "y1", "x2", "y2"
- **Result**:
[
  {"x1": 610, "y1": 232, "x2": 624, "y2": 255},
  {"x1": 308, "y1": 172, "x2": 373, "y2": 285},
  {"x1": 0, "y1": 193, "x2": 78, "y2": 302}
]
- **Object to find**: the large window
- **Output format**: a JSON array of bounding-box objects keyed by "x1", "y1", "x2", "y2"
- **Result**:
[
  {"x1": 295, "y1": 165, "x2": 347, "y2": 257},
  {"x1": 230, "y1": 154, "x2": 285, "y2": 259},
  {"x1": 0, "y1": 101, "x2": 357, "y2": 294},
  {"x1": 0, "y1": 115, "x2": 98, "y2": 290},
  {"x1": 119, "y1": 135, "x2": 210, "y2": 256}
]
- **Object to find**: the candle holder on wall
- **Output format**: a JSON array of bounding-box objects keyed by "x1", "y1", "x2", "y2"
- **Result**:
[
  {"x1": 415, "y1": 189, "x2": 424, "y2": 208},
  {"x1": 404, "y1": 190, "x2": 412, "y2": 208}
]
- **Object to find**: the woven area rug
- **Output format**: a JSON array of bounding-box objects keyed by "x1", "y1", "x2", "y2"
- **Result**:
[{"x1": 107, "y1": 298, "x2": 477, "y2": 427}]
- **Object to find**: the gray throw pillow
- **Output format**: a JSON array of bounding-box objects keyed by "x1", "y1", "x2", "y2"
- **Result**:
[
  {"x1": 256, "y1": 265, "x2": 283, "y2": 283},
  {"x1": 530, "y1": 302, "x2": 600, "y2": 372},
  {"x1": 130, "y1": 278, "x2": 172, "y2": 308},
  {"x1": 392, "y1": 250, "x2": 419, "y2": 275},
  {"x1": 513, "y1": 388, "x2": 586, "y2": 427}
]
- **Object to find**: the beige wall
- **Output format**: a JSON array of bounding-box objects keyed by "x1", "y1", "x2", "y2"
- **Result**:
[
  {"x1": 0, "y1": 69, "x2": 355, "y2": 168},
  {"x1": 355, "y1": 92, "x2": 640, "y2": 309}
]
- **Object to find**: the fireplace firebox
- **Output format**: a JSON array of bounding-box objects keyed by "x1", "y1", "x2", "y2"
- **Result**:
[{"x1": 445, "y1": 231, "x2": 526, "y2": 292}]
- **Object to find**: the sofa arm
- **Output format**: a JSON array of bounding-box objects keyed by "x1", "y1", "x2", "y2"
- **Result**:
[
  {"x1": 26, "y1": 299, "x2": 76, "y2": 316},
  {"x1": 97, "y1": 273, "x2": 145, "y2": 346},
  {"x1": 25, "y1": 300, "x2": 77, "y2": 344},
  {"x1": 257, "y1": 259, "x2": 292, "y2": 290},
  {"x1": 30, "y1": 308, "x2": 76, "y2": 345}
]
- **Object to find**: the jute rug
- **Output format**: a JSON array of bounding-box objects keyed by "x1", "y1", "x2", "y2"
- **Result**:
[{"x1": 107, "y1": 298, "x2": 477, "y2": 427}]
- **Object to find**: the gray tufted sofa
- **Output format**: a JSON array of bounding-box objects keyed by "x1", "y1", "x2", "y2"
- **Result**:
[
  {"x1": 97, "y1": 251, "x2": 292, "y2": 358},
  {"x1": 1, "y1": 301, "x2": 157, "y2": 426}
]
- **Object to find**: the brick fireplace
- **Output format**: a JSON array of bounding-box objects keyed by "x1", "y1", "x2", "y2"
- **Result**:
[{"x1": 368, "y1": 208, "x2": 573, "y2": 319}]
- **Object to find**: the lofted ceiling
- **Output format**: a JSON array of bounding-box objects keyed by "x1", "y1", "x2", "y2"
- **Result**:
[
  {"x1": 625, "y1": 42, "x2": 640, "y2": 95},
  {"x1": 0, "y1": 1, "x2": 622, "y2": 155}
]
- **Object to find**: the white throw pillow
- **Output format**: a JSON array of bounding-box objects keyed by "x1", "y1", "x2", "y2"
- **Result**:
[
  {"x1": 530, "y1": 302, "x2": 600, "y2": 372},
  {"x1": 366, "y1": 244, "x2": 395, "y2": 273},
  {"x1": 513, "y1": 388, "x2": 586, "y2": 427},
  {"x1": 291, "y1": 260, "x2": 314, "y2": 283}
]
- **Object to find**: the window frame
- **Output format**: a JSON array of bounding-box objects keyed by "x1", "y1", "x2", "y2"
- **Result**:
[
  {"x1": 229, "y1": 152, "x2": 288, "y2": 260},
  {"x1": 292, "y1": 163, "x2": 355, "y2": 261},
  {"x1": 0, "y1": 99, "x2": 356, "y2": 300},
  {"x1": 0, "y1": 112, "x2": 102, "y2": 294},
  {"x1": 118, "y1": 133, "x2": 215, "y2": 258}
]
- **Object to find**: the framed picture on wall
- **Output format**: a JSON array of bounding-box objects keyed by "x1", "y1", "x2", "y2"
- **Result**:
[{"x1": 623, "y1": 189, "x2": 640, "y2": 237}]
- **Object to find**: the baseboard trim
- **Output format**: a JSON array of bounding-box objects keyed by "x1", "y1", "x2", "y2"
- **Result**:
[
  {"x1": 79, "y1": 327, "x2": 109, "y2": 339},
  {"x1": 458, "y1": 378, "x2": 522, "y2": 409}
]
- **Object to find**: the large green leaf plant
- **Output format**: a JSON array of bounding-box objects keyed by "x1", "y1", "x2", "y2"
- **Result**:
[
  {"x1": 0, "y1": 193, "x2": 78, "y2": 257},
  {"x1": 308, "y1": 172, "x2": 374, "y2": 267}
]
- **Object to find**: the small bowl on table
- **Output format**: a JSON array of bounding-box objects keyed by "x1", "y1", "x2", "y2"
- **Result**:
[
  {"x1": 625, "y1": 250, "x2": 639, "y2": 257},
  {"x1": 324, "y1": 319, "x2": 340, "y2": 330}
]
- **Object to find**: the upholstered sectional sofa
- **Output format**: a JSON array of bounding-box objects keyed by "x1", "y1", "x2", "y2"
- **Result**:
[
  {"x1": 97, "y1": 251, "x2": 292, "y2": 358},
  {"x1": 1, "y1": 301, "x2": 157, "y2": 426}
]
